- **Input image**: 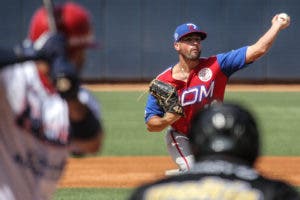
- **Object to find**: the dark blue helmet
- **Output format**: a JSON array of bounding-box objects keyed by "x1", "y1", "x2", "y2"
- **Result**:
[{"x1": 189, "y1": 102, "x2": 260, "y2": 165}]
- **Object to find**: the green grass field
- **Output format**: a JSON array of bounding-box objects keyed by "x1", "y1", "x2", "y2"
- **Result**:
[
  {"x1": 54, "y1": 188, "x2": 133, "y2": 200},
  {"x1": 54, "y1": 91, "x2": 300, "y2": 199}
]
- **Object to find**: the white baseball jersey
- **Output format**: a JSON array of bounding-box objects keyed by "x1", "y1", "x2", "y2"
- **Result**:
[{"x1": 0, "y1": 61, "x2": 100, "y2": 200}]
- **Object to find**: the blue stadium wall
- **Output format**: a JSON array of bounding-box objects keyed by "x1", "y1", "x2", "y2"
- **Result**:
[{"x1": 1, "y1": 0, "x2": 299, "y2": 82}]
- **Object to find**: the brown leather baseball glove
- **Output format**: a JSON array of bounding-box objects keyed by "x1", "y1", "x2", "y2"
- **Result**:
[{"x1": 149, "y1": 79, "x2": 184, "y2": 116}]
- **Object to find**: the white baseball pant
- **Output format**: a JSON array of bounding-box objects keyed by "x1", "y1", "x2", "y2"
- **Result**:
[{"x1": 165, "y1": 128, "x2": 195, "y2": 171}]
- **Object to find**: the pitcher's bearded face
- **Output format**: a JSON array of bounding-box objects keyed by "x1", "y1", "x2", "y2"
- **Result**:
[
  {"x1": 180, "y1": 46, "x2": 201, "y2": 60},
  {"x1": 177, "y1": 34, "x2": 202, "y2": 60}
]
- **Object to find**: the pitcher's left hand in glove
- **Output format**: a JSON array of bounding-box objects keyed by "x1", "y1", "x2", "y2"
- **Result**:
[{"x1": 149, "y1": 79, "x2": 184, "y2": 116}]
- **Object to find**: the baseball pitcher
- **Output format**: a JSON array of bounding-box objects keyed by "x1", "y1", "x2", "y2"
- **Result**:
[{"x1": 145, "y1": 14, "x2": 290, "y2": 175}]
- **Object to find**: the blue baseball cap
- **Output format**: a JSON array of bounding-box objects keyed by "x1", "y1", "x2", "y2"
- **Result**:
[{"x1": 174, "y1": 23, "x2": 207, "y2": 42}]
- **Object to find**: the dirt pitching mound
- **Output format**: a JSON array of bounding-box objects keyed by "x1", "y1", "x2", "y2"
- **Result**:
[{"x1": 58, "y1": 156, "x2": 300, "y2": 188}]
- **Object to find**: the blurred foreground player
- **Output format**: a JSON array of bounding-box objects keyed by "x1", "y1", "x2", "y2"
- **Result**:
[
  {"x1": 0, "y1": 2, "x2": 103, "y2": 200},
  {"x1": 131, "y1": 103, "x2": 300, "y2": 200}
]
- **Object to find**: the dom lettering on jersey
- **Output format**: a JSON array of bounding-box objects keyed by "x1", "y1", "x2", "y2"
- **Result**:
[{"x1": 181, "y1": 81, "x2": 215, "y2": 106}]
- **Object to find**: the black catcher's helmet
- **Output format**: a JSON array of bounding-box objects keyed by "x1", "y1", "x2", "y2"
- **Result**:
[{"x1": 189, "y1": 102, "x2": 260, "y2": 165}]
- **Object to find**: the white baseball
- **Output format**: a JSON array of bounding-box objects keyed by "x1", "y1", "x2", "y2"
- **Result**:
[{"x1": 278, "y1": 13, "x2": 289, "y2": 22}]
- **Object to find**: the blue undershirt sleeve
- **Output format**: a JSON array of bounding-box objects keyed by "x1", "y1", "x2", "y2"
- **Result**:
[{"x1": 144, "y1": 94, "x2": 164, "y2": 123}]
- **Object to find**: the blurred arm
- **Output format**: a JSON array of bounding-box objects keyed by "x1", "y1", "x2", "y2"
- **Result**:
[{"x1": 67, "y1": 98, "x2": 103, "y2": 155}]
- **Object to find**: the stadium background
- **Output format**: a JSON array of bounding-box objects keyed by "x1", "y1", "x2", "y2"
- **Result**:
[
  {"x1": 0, "y1": 0, "x2": 299, "y2": 199},
  {"x1": 1, "y1": 0, "x2": 300, "y2": 83}
]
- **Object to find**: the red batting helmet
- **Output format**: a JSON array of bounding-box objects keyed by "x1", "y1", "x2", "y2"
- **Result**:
[{"x1": 29, "y1": 2, "x2": 95, "y2": 48}]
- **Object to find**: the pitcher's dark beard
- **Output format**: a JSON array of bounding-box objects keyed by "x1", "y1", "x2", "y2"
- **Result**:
[{"x1": 182, "y1": 50, "x2": 201, "y2": 61}]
